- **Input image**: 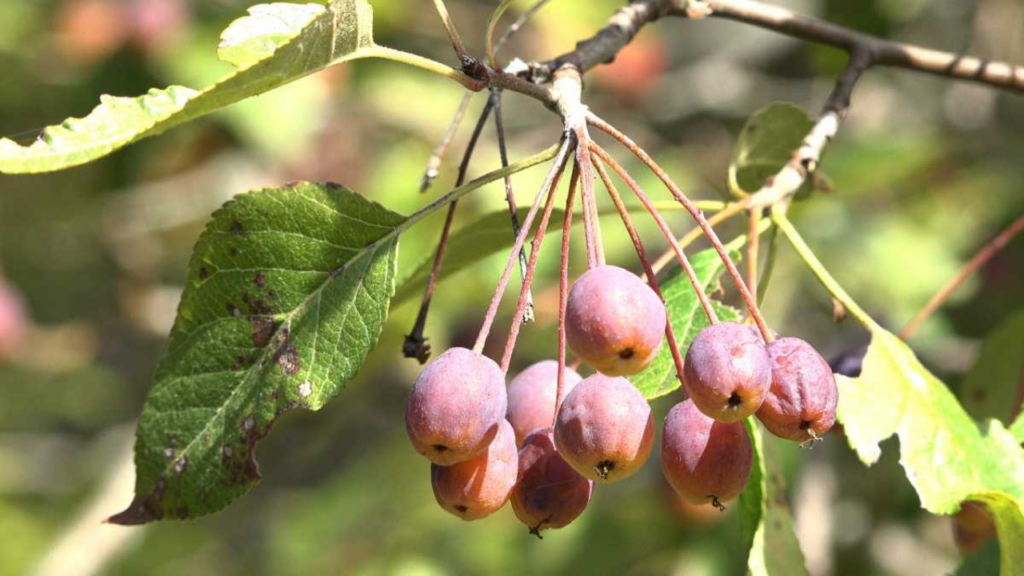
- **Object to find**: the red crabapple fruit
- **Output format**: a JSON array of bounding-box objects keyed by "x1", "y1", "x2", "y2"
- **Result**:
[
  {"x1": 511, "y1": 427, "x2": 593, "y2": 536},
  {"x1": 431, "y1": 419, "x2": 518, "y2": 521},
  {"x1": 406, "y1": 347, "x2": 507, "y2": 465},
  {"x1": 565, "y1": 265, "x2": 666, "y2": 376},
  {"x1": 683, "y1": 322, "x2": 771, "y2": 422},
  {"x1": 661, "y1": 399, "x2": 752, "y2": 508},
  {"x1": 554, "y1": 373, "x2": 654, "y2": 482},
  {"x1": 756, "y1": 337, "x2": 839, "y2": 443}
]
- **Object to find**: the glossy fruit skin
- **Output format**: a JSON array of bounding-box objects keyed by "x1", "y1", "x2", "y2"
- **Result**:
[
  {"x1": 431, "y1": 419, "x2": 518, "y2": 521},
  {"x1": 511, "y1": 427, "x2": 593, "y2": 535},
  {"x1": 683, "y1": 322, "x2": 771, "y2": 423},
  {"x1": 507, "y1": 361, "x2": 582, "y2": 446},
  {"x1": 661, "y1": 399, "x2": 752, "y2": 506},
  {"x1": 406, "y1": 347, "x2": 507, "y2": 465},
  {"x1": 565, "y1": 265, "x2": 666, "y2": 376},
  {"x1": 554, "y1": 373, "x2": 655, "y2": 482},
  {"x1": 756, "y1": 337, "x2": 839, "y2": 442}
]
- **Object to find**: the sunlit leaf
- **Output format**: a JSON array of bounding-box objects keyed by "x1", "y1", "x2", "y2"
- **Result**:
[
  {"x1": 837, "y1": 329, "x2": 1024, "y2": 575},
  {"x1": 730, "y1": 102, "x2": 815, "y2": 195},
  {"x1": 739, "y1": 420, "x2": 809, "y2": 576},
  {"x1": 108, "y1": 182, "x2": 404, "y2": 523},
  {"x1": 0, "y1": 0, "x2": 377, "y2": 174}
]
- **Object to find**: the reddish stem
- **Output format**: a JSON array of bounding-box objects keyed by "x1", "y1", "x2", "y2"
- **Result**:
[
  {"x1": 593, "y1": 158, "x2": 686, "y2": 383},
  {"x1": 901, "y1": 214, "x2": 1024, "y2": 340},
  {"x1": 589, "y1": 143, "x2": 719, "y2": 325},
  {"x1": 574, "y1": 127, "x2": 605, "y2": 268},
  {"x1": 554, "y1": 161, "x2": 579, "y2": 423},
  {"x1": 589, "y1": 113, "x2": 772, "y2": 342},
  {"x1": 500, "y1": 160, "x2": 567, "y2": 373},
  {"x1": 474, "y1": 137, "x2": 574, "y2": 355}
]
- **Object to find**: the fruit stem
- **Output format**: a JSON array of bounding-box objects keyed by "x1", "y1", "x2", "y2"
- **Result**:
[
  {"x1": 588, "y1": 113, "x2": 773, "y2": 343},
  {"x1": 431, "y1": 0, "x2": 470, "y2": 65},
  {"x1": 419, "y1": 92, "x2": 473, "y2": 193},
  {"x1": 500, "y1": 159, "x2": 568, "y2": 373},
  {"x1": 574, "y1": 127, "x2": 605, "y2": 269},
  {"x1": 493, "y1": 89, "x2": 536, "y2": 322},
  {"x1": 900, "y1": 213, "x2": 1024, "y2": 340},
  {"x1": 594, "y1": 158, "x2": 687, "y2": 384},
  {"x1": 650, "y1": 199, "x2": 750, "y2": 274},
  {"x1": 474, "y1": 136, "x2": 574, "y2": 355},
  {"x1": 746, "y1": 207, "x2": 761, "y2": 320},
  {"x1": 589, "y1": 143, "x2": 719, "y2": 325},
  {"x1": 405, "y1": 95, "x2": 496, "y2": 363},
  {"x1": 555, "y1": 163, "x2": 579, "y2": 424}
]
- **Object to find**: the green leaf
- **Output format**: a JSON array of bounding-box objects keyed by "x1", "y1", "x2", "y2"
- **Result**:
[
  {"x1": 961, "y1": 309, "x2": 1024, "y2": 426},
  {"x1": 739, "y1": 420, "x2": 809, "y2": 576},
  {"x1": 955, "y1": 539, "x2": 1002, "y2": 576},
  {"x1": 633, "y1": 244, "x2": 743, "y2": 400},
  {"x1": 837, "y1": 328, "x2": 1024, "y2": 575},
  {"x1": 0, "y1": 0, "x2": 377, "y2": 174},
  {"x1": 730, "y1": 102, "x2": 815, "y2": 195},
  {"x1": 108, "y1": 182, "x2": 404, "y2": 524}
]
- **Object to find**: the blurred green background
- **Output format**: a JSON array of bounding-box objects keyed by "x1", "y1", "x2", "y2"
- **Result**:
[{"x1": 0, "y1": 0, "x2": 1022, "y2": 575}]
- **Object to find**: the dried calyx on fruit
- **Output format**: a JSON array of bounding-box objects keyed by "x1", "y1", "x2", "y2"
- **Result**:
[
  {"x1": 406, "y1": 347, "x2": 508, "y2": 465},
  {"x1": 432, "y1": 419, "x2": 519, "y2": 521},
  {"x1": 511, "y1": 427, "x2": 593, "y2": 537},
  {"x1": 565, "y1": 265, "x2": 667, "y2": 377},
  {"x1": 507, "y1": 360, "x2": 582, "y2": 446},
  {"x1": 683, "y1": 322, "x2": 771, "y2": 423},
  {"x1": 554, "y1": 373, "x2": 655, "y2": 482},
  {"x1": 756, "y1": 337, "x2": 839, "y2": 444},
  {"x1": 661, "y1": 399, "x2": 752, "y2": 510}
]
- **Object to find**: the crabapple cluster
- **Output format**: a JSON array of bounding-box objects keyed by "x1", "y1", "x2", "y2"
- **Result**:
[{"x1": 405, "y1": 263, "x2": 838, "y2": 534}]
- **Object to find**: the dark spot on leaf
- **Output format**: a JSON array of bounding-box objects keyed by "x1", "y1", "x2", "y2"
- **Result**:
[
  {"x1": 198, "y1": 267, "x2": 209, "y2": 281},
  {"x1": 168, "y1": 435, "x2": 178, "y2": 447},
  {"x1": 231, "y1": 354, "x2": 255, "y2": 371},
  {"x1": 249, "y1": 317, "x2": 281, "y2": 348},
  {"x1": 266, "y1": 290, "x2": 276, "y2": 300},
  {"x1": 230, "y1": 219, "x2": 245, "y2": 235},
  {"x1": 173, "y1": 456, "x2": 188, "y2": 477},
  {"x1": 254, "y1": 272, "x2": 266, "y2": 289},
  {"x1": 274, "y1": 339, "x2": 301, "y2": 377},
  {"x1": 230, "y1": 247, "x2": 240, "y2": 257}
]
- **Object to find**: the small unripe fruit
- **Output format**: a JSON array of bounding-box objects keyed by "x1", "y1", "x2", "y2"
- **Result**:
[
  {"x1": 431, "y1": 419, "x2": 518, "y2": 521},
  {"x1": 554, "y1": 373, "x2": 654, "y2": 482},
  {"x1": 511, "y1": 427, "x2": 593, "y2": 536},
  {"x1": 406, "y1": 347, "x2": 507, "y2": 465},
  {"x1": 757, "y1": 337, "x2": 838, "y2": 443},
  {"x1": 683, "y1": 322, "x2": 771, "y2": 423},
  {"x1": 565, "y1": 265, "x2": 666, "y2": 376},
  {"x1": 661, "y1": 399, "x2": 752, "y2": 508},
  {"x1": 507, "y1": 361, "x2": 582, "y2": 446}
]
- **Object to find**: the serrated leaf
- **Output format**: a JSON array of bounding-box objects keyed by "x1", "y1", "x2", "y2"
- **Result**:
[
  {"x1": 961, "y1": 310, "x2": 1024, "y2": 425},
  {"x1": 837, "y1": 328, "x2": 1024, "y2": 575},
  {"x1": 633, "y1": 242, "x2": 744, "y2": 399},
  {"x1": 730, "y1": 102, "x2": 815, "y2": 195},
  {"x1": 0, "y1": 0, "x2": 377, "y2": 174},
  {"x1": 108, "y1": 182, "x2": 404, "y2": 524},
  {"x1": 393, "y1": 207, "x2": 560, "y2": 306},
  {"x1": 739, "y1": 420, "x2": 809, "y2": 576}
]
